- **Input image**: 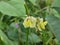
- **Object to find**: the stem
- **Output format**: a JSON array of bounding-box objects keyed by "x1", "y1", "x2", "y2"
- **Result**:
[
  {"x1": 24, "y1": 2, "x2": 30, "y2": 16},
  {"x1": 26, "y1": 29, "x2": 29, "y2": 45}
]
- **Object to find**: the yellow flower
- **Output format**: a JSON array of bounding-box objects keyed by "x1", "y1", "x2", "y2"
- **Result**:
[
  {"x1": 37, "y1": 18, "x2": 48, "y2": 31},
  {"x1": 23, "y1": 16, "x2": 36, "y2": 28},
  {"x1": 40, "y1": 21, "x2": 48, "y2": 29}
]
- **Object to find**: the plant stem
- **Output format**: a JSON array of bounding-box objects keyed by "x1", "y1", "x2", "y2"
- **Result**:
[
  {"x1": 24, "y1": 2, "x2": 30, "y2": 16},
  {"x1": 26, "y1": 29, "x2": 29, "y2": 45}
]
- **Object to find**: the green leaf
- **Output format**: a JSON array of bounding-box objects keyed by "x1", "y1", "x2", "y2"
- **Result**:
[
  {"x1": 40, "y1": 30, "x2": 52, "y2": 44},
  {"x1": 0, "y1": 0, "x2": 26, "y2": 16},
  {"x1": 29, "y1": 33, "x2": 41, "y2": 43},
  {"x1": 0, "y1": 0, "x2": 9, "y2": 1},
  {"x1": 46, "y1": 15, "x2": 60, "y2": 41},
  {"x1": 52, "y1": 0, "x2": 60, "y2": 7},
  {"x1": 7, "y1": 27, "x2": 19, "y2": 41},
  {"x1": 54, "y1": 7, "x2": 60, "y2": 13},
  {"x1": 29, "y1": 0, "x2": 36, "y2": 5},
  {"x1": 0, "y1": 21, "x2": 7, "y2": 30},
  {"x1": 51, "y1": 9, "x2": 60, "y2": 18},
  {"x1": 0, "y1": 29, "x2": 18, "y2": 45}
]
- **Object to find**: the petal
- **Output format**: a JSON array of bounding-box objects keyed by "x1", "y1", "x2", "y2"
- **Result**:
[{"x1": 44, "y1": 21, "x2": 48, "y2": 25}]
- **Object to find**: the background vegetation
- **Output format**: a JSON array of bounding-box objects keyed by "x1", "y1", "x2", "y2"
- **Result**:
[{"x1": 0, "y1": 0, "x2": 60, "y2": 45}]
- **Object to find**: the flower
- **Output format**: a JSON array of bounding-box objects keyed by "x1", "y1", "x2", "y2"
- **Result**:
[
  {"x1": 37, "y1": 18, "x2": 48, "y2": 31},
  {"x1": 23, "y1": 16, "x2": 36, "y2": 28},
  {"x1": 39, "y1": 21, "x2": 48, "y2": 29},
  {"x1": 16, "y1": 23, "x2": 19, "y2": 28}
]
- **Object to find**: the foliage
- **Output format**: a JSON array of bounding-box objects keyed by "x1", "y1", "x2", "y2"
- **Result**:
[{"x1": 0, "y1": 0, "x2": 60, "y2": 45}]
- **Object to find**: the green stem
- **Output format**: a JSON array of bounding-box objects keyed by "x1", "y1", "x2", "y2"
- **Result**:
[
  {"x1": 24, "y1": 2, "x2": 30, "y2": 16},
  {"x1": 26, "y1": 29, "x2": 29, "y2": 45}
]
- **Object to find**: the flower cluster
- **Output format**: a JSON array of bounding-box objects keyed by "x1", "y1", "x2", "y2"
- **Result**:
[
  {"x1": 23, "y1": 16, "x2": 47, "y2": 31},
  {"x1": 23, "y1": 16, "x2": 36, "y2": 28},
  {"x1": 37, "y1": 18, "x2": 47, "y2": 31}
]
